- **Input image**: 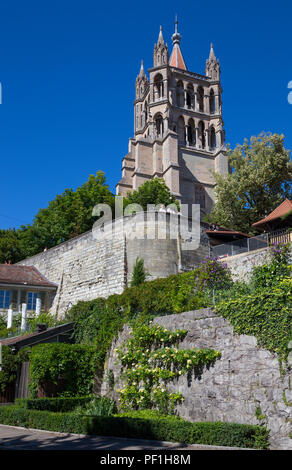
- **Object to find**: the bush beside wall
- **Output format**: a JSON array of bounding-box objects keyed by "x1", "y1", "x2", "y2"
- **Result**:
[
  {"x1": 15, "y1": 396, "x2": 93, "y2": 412},
  {"x1": 0, "y1": 405, "x2": 269, "y2": 449}
]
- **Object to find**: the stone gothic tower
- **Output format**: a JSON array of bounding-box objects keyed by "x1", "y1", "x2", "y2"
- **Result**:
[{"x1": 116, "y1": 21, "x2": 229, "y2": 215}]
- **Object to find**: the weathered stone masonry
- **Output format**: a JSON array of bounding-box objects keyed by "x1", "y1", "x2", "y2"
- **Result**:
[
  {"x1": 17, "y1": 214, "x2": 209, "y2": 315},
  {"x1": 102, "y1": 308, "x2": 292, "y2": 450},
  {"x1": 18, "y1": 230, "x2": 127, "y2": 316}
]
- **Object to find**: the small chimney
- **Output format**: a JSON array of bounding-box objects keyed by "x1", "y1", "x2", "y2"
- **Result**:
[{"x1": 36, "y1": 324, "x2": 48, "y2": 333}]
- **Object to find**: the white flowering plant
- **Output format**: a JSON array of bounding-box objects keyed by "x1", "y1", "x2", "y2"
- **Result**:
[{"x1": 116, "y1": 323, "x2": 221, "y2": 414}]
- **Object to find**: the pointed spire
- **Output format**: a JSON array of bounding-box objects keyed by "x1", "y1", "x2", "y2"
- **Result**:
[
  {"x1": 209, "y1": 43, "x2": 216, "y2": 61},
  {"x1": 157, "y1": 25, "x2": 164, "y2": 45},
  {"x1": 139, "y1": 59, "x2": 145, "y2": 77},
  {"x1": 135, "y1": 59, "x2": 149, "y2": 100},
  {"x1": 205, "y1": 43, "x2": 220, "y2": 80},
  {"x1": 169, "y1": 16, "x2": 187, "y2": 70},
  {"x1": 153, "y1": 25, "x2": 169, "y2": 67}
]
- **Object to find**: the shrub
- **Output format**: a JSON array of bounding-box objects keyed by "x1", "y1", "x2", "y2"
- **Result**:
[
  {"x1": 130, "y1": 257, "x2": 148, "y2": 287},
  {"x1": 216, "y1": 278, "x2": 292, "y2": 360},
  {"x1": 0, "y1": 346, "x2": 30, "y2": 393},
  {"x1": 15, "y1": 396, "x2": 93, "y2": 412},
  {"x1": 0, "y1": 405, "x2": 269, "y2": 449},
  {"x1": 74, "y1": 397, "x2": 117, "y2": 417},
  {"x1": 29, "y1": 343, "x2": 98, "y2": 397}
]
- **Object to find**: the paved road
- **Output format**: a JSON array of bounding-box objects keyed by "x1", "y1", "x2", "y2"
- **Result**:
[{"x1": 0, "y1": 425, "x2": 234, "y2": 451}]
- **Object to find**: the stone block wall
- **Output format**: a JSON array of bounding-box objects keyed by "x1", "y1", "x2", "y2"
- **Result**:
[
  {"x1": 17, "y1": 214, "x2": 209, "y2": 315},
  {"x1": 102, "y1": 308, "x2": 292, "y2": 450},
  {"x1": 219, "y1": 245, "x2": 292, "y2": 282},
  {"x1": 18, "y1": 231, "x2": 127, "y2": 316},
  {"x1": 219, "y1": 248, "x2": 270, "y2": 282}
]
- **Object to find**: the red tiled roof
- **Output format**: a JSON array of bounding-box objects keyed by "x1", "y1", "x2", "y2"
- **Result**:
[
  {"x1": 0, "y1": 265, "x2": 57, "y2": 288},
  {"x1": 169, "y1": 44, "x2": 187, "y2": 70},
  {"x1": 252, "y1": 199, "x2": 292, "y2": 227}
]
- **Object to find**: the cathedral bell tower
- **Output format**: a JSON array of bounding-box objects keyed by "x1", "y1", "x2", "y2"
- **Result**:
[{"x1": 116, "y1": 20, "x2": 229, "y2": 216}]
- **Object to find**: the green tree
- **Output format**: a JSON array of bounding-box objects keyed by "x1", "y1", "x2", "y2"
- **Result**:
[
  {"x1": 0, "y1": 229, "x2": 23, "y2": 264},
  {"x1": 124, "y1": 178, "x2": 179, "y2": 211},
  {"x1": 206, "y1": 133, "x2": 292, "y2": 233},
  {"x1": 18, "y1": 171, "x2": 115, "y2": 257},
  {"x1": 130, "y1": 257, "x2": 148, "y2": 287}
]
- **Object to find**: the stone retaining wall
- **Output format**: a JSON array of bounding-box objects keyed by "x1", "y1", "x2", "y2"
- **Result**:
[{"x1": 102, "y1": 308, "x2": 292, "y2": 450}]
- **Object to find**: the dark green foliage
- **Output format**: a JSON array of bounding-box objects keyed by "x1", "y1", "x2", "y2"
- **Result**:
[
  {"x1": 0, "y1": 172, "x2": 115, "y2": 263},
  {"x1": 215, "y1": 245, "x2": 292, "y2": 360},
  {"x1": 15, "y1": 396, "x2": 117, "y2": 416},
  {"x1": 29, "y1": 343, "x2": 98, "y2": 397},
  {"x1": 0, "y1": 406, "x2": 269, "y2": 449},
  {"x1": 216, "y1": 280, "x2": 292, "y2": 360},
  {"x1": 0, "y1": 346, "x2": 30, "y2": 393},
  {"x1": 74, "y1": 397, "x2": 118, "y2": 417},
  {"x1": 206, "y1": 133, "x2": 292, "y2": 233},
  {"x1": 15, "y1": 396, "x2": 93, "y2": 412},
  {"x1": 26, "y1": 312, "x2": 62, "y2": 333},
  {"x1": 124, "y1": 178, "x2": 179, "y2": 211},
  {"x1": 250, "y1": 243, "x2": 291, "y2": 289},
  {"x1": 66, "y1": 260, "x2": 232, "y2": 377},
  {"x1": 130, "y1": 257, "x2": 147, "y2": 287},
  {"x1": 0, "y1": 228, "x2": 22, "y2": 264}
]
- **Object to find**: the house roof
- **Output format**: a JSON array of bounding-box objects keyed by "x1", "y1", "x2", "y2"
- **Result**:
[
  {"x1": 0, "y1": 265, "x2": 57, "y2": 289},
  {"x1": 252, "y1": 199, "x2": 292, "y2": 228},
  {"x1": 206, "y1": 229, "x2": 251, "y2": 238},
  {"x1": 0, "y1": 322, "x2": 74, "y2": 349}
]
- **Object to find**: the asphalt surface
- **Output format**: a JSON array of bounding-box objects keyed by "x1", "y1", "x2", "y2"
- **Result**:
[{"x1": 0, "y1": 425, "x2": 237, "y2": 450}]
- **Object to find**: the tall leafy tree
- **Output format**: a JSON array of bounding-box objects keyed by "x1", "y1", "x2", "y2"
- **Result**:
[
  {"x1": 0, "y1": 172, "x2": 115, "y2": 262},
  {"x1": 124, "y1": 178, "x2": 179, "y2": 211},
  {"x1": 206, "y1": 133, "x2": 292, "y2": 233},
  {"x1": 0, "y1": 229, "x2": 22, "y2": 264}
]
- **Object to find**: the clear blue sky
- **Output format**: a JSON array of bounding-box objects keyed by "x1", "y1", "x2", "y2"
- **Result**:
[{"x1": 0, "y1": 0, "x2": 291, "y2": 229}]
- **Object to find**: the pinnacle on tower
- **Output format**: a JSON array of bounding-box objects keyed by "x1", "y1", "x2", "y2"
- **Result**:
[
  {"x1": 157, "y1": 25, "x2": 164, "y2": 45},
  {"x1": 138, "y1": 60, "x2": 146, "y2": 77},
  {"x1": 153, "y1": 26, "x2": 169, "y2": 67},
  {"x1": 169, "y1": 17, "x2": 187, "y2": 70},
  {"x1": 135, "y1": 59, "x2": 149, "y2": 100},
  {"x1": 205, "y1": 43, "x2": 220, "y2": 80}
]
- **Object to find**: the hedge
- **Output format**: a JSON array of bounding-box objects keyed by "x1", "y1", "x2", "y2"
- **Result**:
[
  {"x1": 29, "y1": 343, "x2": 98, "y2": 397},
  {"x1": 15, "y1": 396, "x2": 93, "y2": 412},
  {"x1": 0, "y1": 406, "x2": 269, "y2": 449}
]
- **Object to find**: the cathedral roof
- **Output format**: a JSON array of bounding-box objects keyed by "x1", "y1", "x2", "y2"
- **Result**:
[{"x1": 169, "y1": 18, "x2": 187, "y2": 70}]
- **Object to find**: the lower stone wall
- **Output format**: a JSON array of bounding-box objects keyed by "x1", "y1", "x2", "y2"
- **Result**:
[
  {"x1": 219, "y1": 248, "x2": 270, "y2": 282},
  {"x1": 102, "y1": 308, "x2": 292, "y2": 450}
]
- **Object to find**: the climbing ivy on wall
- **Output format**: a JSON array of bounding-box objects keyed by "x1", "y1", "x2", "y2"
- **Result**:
[
  {"x1": 116, "y1": 323, "x2": 221, "y2": 414},
  {"x1": 215, "y1": 244, "x2": 292, "y2": 361}
]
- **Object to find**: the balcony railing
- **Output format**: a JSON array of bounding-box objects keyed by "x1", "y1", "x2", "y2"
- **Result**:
[
  {"x1": 210, "y1": 228, "x2": 291, "y2": 259},
  {"x1": 269, "y1": 228, "x2": 292, "y2": 246},
  {"x1": 211, "y1": 233, "x2": 269, "y2": 259}
]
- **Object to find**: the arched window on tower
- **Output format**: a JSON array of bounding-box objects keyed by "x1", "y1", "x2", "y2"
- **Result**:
[
  {"x1": 154, "y1": 74, "x2": 164, "y2": 101},
  {"x1": 187, "y1": 118, "x2": 195, "y2": 145},
  {"x1": 198, "y1": 121, "x2": 205, "y2": 149},
  {"x1": 210, "y1": 89, "x2": 216, "y2": 114},
  {"x1": 186, "y1": 83, "x2": 194, "y2": 109},
  {"x1": 198, "y1": 86, "x2": 204, "y2": 112},
  {"x1": 154, "y1": 113, "x2": 164, "y2": 138},
  {"x1": 145, "y1": 101, "x2": 148, "y2": 122},
  {"x1": 177, "y1": 116, "x2": 185, "y2": 144},
  {"x1": 210, "y1": 127, "x2": 216, "y2": 150},
  {"x1": 176, "y1": 81, "x2": 184, "y2": 108}
]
